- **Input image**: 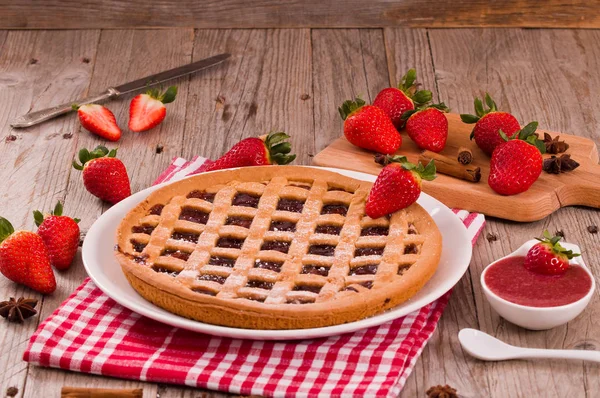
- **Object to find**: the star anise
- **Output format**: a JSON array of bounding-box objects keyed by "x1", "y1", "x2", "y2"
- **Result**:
[
  {"x1": 543, "y1": 154, "x2": 580, "y2": 174},
  {"x1": 0, "y1": 297, "x2": 38, "y2": 323},
  {"x1": 426, "y1": 384, "x2": 458, "y2": 398},
  {"x1": 544, "y1": 133, "x2": 569, "y2": 154}
]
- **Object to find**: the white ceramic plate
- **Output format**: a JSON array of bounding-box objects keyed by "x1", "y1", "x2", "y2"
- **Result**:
[{"x1": 82, "y1": 167, "x2": 473, "y2": 340}]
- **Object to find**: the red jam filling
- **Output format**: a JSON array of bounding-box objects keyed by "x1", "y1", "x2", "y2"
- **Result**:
[{"x1": 484, "y1": 256, "x2": 592, "y2": 307}]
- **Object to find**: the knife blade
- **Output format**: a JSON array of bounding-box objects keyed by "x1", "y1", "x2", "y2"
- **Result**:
[{"x1": 10, "y1": 53, "x2": 231, "y2": 128}]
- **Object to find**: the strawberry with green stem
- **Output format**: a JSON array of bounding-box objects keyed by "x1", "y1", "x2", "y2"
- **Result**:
[
  {"x1": 488, "y1": 122, "x2": 545, "y2": 195},
  {"x1": 339, "y1": 97, "x2": 402, "y2": 154},
  {"x1": 199, "y1": 132, "x2": 296, "y2": 172},
  {"x1": 72, "y1": 146, "x2": 131, "y2": 204},
  {"x1": 402, "y1": 103, "x2": 450, "y2": 152},
  {"x1": 366, "y1": 155, "x2": 436, "y2": 219},
  {"x1": 373, "y1": 69, "x2": 433, "y2": 130},
  {"x1": 460, "y1": 93, "x2": 521, "y2": 156},
  {"x1": 524, "y1": 230, "x2": 580, "y2": 275},
  {"x1": 0, "y1": 218, "x2": 56, "y2": 294},
  {"x1": 34, "y1": 202, "x2": 80, "y2": 271}
]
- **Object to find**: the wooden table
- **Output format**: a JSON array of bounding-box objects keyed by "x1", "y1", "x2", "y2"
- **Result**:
[{"x1": 0, "y1": 27, "x2": 598, "y2": 398}]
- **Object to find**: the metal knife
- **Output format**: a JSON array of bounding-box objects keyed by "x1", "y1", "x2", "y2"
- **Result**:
[{"x1": 10, "y1": 53, "x2": 231, "y2": 128}]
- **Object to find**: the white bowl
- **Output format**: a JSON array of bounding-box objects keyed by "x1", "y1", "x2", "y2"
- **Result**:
[{"x1": 481, "y1": 239, "x2": 595, "y2": 330}]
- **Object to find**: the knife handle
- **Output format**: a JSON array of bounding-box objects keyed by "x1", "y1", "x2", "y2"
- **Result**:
[{"x1": 10, "y1": 88, "x2": 120, "y2": 128}]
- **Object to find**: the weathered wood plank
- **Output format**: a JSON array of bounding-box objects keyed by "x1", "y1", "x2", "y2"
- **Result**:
[
  {"x1": 428, "y1": 28, "x2": 600, "y2": 398},
  {"x1": 311, "y1": 29, "x2": 389, "y2": 153},
  {"x1": 22, "y1": 28, "x2": 196, "y2": 398},
  {"x1": 1, "y1": 1, "x2": 599, "y2": 29},
  {"x1": 183, "y1": 29, "x2": 313, "y2": 164},
  {"x1": 0, "y1": 29, "x2": 100, "y2": 396}
]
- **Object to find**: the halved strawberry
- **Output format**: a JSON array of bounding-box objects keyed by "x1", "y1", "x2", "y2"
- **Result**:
[
  {"x1": 524, "y1": 230, "x2": 580, "y2": 275},
  {"x1": 74, "y1": 104, "x2": 122, "y2": 142},
  {"x1": 129, "y1": 86, "x2": 177, "y2": 132}
]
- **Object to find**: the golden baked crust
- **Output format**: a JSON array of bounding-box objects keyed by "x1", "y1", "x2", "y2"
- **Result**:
[{"x1": 115, "y1": 166, "x2": 442, "y2": 329}]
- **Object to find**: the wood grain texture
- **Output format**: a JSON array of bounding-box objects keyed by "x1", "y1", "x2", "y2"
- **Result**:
[
  {"x1": 1, "y1": 0, "x2": 599, "y2": 29},
  {"x1": 427, "y1": 28, "x2": 600, "y2": 398},
  {"x1": 0, "y1": 29, "x2": 100, "y2": 396},
  {"x1": 183, "y1": 29, "x2": 313, "y2": 164},
  {"x1": 311, "y1": 29, "x2": 389, "y2": 153}
]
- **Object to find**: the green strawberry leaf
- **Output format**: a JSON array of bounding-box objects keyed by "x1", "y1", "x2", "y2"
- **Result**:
[
  {"x1": 74, "y1": 218, "x2": 81, "y2": 223},
  {"x1": 265, "y1": 131, "x2": 289, "y2": 146},
  {"x1": 400, "y1": 109, "x2": 418, "y2": 121},
  {"x1": 498, "y1": 129, "x2": 510, "y2": 142},
  {"x1": 418, "y1": 159, "x2": 437, "y2": 181},
  {"x1": 518, "y1": 121, "x2": 539, "y2": 140},
  {"x1": 484, "y1": 92, "x2": 497, "y2": 112},
  {"x1": 412, "y1": 90, "x2": 432, "y2": 106},
  {"x1": 338, "y1": 97, "x2": 365, "y2": 120},
  {"x1": 266, "y1": 131, "x2": 296, "y2": 165},
  {"x1": 33, "y1": 210, "x2": 45, "y2": 227},
  {"x1": 73, "y1": 146, "x2": 117, "y2": 169},
  {"x1": 53, "y1": 201, "x2": 63, "y2": 216},
  {"x1": 400, "y1": 69, "x2": 417, "y2": 92},
  {"x1": 78, "y1": 148, "x2": 90, "y2": 165},
  {"x1": 72, "y1": 160, "x2": 84, "y2": 171},
  {"x1": 0, "y1": 217, "x2": 15, "y2": 243},
  {"x1": 161, "y1": 86, "x2": 178, "y2": 104},
  {"x1": 474, "y1": 98, "x2": 485, "y2": 117},
  {"x1": 429, "y1": 102, "x2": 450, "y2": 112},
  {"x1": 460, "y1": 114, "x2": 480, "y2": 124}
]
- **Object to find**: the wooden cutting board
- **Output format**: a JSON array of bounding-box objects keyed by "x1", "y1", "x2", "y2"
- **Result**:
[{"x1": 313, "y1": 113, "x2": 600, "y2": 222}]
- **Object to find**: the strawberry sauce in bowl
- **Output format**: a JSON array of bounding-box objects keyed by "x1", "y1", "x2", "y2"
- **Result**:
[
  {"x1": 484, "y1": 256, "x2": 592, "y2": 307},
  {"x1": 481, "y1": 240, "x2": 595, "y2": 330}
]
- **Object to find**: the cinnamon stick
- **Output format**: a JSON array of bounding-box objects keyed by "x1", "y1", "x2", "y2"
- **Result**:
[
  {"x1": 419, "y1": 151, "x2": 481, "y2": 182},
  {"x1": 457, "y1": 146, "x2": 473, "y2": 165},
  {"x1": 61, "y1": 387, "x2": 143, "y2": 398}
]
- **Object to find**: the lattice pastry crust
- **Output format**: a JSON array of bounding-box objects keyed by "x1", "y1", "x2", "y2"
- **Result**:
[{"x1": 116, "y1": 166, "x2": 442, "y2": 329}]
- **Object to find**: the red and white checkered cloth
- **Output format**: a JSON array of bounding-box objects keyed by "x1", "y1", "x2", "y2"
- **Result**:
[{"x1": 24, "y1": 157, "x2": 485, "y2": 397}]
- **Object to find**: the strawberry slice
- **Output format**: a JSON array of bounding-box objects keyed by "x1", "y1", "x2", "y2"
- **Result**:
[
  {"x1": 75, "y1": 104, "x2": 122, "y2": 142},
  {"x1": 129, "y1": 86, "x2": 177, "y2": 132}
]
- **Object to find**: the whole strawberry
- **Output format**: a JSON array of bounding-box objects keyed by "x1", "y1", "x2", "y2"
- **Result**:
[
  {"x1": 524, "y1": 230, "x2": 580, "y2": 275},
  {"x1": 199, "y1": 132, "x2": 296, "y2": 172},
  {"x1": 72, "y1": 146, "x2": 131, "y2": 204},
  {"x1": 33, "y1": 202, "x2": 80, "y2": 271},
  {"x1": 373, "y1": 69, "x2": 432, "y2": 130},
  {"x1": 488, "y1": 122, "x2": 545, "y2": 195},
  {"x1": 403, "y1": 103, "x2": 450, "y2": 152},
  {"x1": 129, "y1": 86, "x2": 177, "y2": 132},
  {"x1": 366, "y1": 156, "x2": 436, "y2": 219},
  {"x1": 339, "y1": 98, "x2": 401, "y2": 154},
  {"x1": 74, "y1": 104, "x2": 122, "y2": 142},
  {"x1": 460, "y1": 93, "x2": 520, "y2": 155},
  {"x1": 0, "y1": 218, "x2": 56, "y2": 294}
]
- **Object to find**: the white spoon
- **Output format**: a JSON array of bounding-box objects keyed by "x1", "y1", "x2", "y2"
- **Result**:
[{"x1": 458, "y1": 328, "x2": 600, "y2": 363}]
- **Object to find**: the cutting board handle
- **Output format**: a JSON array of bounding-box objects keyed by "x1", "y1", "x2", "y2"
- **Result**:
[{"x1": 556, "y1": 162, "x2": 600, "y2": 208}]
